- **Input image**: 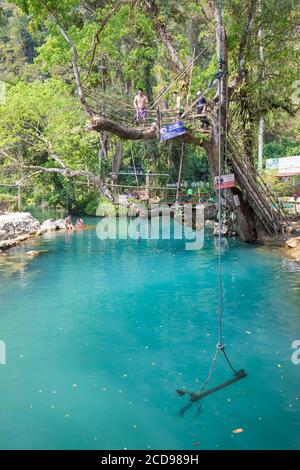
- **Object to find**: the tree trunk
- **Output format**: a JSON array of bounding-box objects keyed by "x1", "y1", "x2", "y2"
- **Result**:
[
  {"x1": 111, "y1": 141, "x2": 124, "y2": 184},
  {"x1": 205, "y1": 137, "x2": 257, "y2": 242}
]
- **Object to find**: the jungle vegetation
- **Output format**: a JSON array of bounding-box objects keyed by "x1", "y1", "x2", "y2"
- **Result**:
[{"x1": 0, "y1": 0, "x2": 299, "y2": 220}]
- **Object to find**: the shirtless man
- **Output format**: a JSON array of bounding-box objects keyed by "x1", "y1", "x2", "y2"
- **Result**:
[{"x1": 133, "y1": 89, "x2": 149, "y2": 130}]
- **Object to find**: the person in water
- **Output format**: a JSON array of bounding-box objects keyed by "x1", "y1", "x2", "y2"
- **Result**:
[
  {"x1": 75, "y1": 218, "x2": 84, "y2": 229},
  {"x1": 64, "y1": 215, "x2": 74, "y2": 231},
  {"x1": 133, "y1": 88, "x2": 149, "y2": 130}
]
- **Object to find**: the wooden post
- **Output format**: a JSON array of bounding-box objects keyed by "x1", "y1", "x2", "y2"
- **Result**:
[
  {"x1": 176, "y1": 143, "x2": 184, "y2": 203},
  {"x1": 156, "y1": 105, "x2": 161, "y2": 139},
  {"x1": 145, "y1": 172, "x2": 150, "y2": 204},
  {"x1": 186, "y1": 48, "x2": 195, "y2": 108},
  {"x1": 17, "y1": 184, "x2": 22, "y2": 211},
  {"x1": 258, "y1": 117, "x2": 264, "y2": 173}
]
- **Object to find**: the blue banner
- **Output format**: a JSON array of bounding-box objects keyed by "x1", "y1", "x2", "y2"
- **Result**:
[{"x1": 160, "y1": 121, "x2": 186, "y2": 141}]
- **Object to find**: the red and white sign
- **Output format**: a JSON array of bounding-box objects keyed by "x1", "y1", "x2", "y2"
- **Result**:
[{"x1": 214, "y1": 173, "x2": 235, "y2": 190}]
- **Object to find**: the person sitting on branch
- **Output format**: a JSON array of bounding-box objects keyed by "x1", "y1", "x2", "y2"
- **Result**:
[{"x1": 133, "y1": 88, "x2": 149, "y2": 130}]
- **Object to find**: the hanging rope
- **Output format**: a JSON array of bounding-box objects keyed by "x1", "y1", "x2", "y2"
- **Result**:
[
  {"x1": 217, "y1": 0, "x2": 223, "y2": 347},
  {"x1": 176, "y1": 143, "x2": 185, "y2": 203},
  {"x1": 176, "y1": 0, "x2": 247, "y2": 415}
]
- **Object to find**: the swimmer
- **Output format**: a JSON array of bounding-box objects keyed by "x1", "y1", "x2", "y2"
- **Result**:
[
  {"x1": 64, "y1": 215, "x2": 74, "y2": 231},
  {"x1": 75, "y1": 218, "x2": 84, "y2": 230}
]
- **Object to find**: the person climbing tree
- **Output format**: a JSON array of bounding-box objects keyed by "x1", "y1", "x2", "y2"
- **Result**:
[{"x1": 133, "y1": 89, "x2": 149, "y2": 130}]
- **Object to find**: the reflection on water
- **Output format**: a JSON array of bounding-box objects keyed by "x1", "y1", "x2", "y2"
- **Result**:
[{"x1": 23, "y1": 205, "x2": 66, "y2": 222}]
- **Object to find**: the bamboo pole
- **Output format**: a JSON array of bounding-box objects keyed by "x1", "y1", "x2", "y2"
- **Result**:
[
  {"x1": 149, "y1": 49, "x2": 206, "y2": 111},
  {"x1": 186, "y1": 48, "x2": 196, "y2": 108},
  {"x1": 176, "y1": 143, "x2": 185, "y2": 202}
]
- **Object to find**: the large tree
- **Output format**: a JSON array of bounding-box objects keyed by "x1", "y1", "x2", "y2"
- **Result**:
[{"x1": 2, "y1": 0, "x2": 300, "y2": 239}]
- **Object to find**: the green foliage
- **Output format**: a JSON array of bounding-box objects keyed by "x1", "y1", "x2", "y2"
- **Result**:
[
  {"x1": 263, "y1": 170, "x2": 300, "y2": 197},
  {"x1": 264, "y1": 138, "x2": 300, "y2": 160},
  {"x1": 0, "y1": 193, "x2": 18, "y2": 212},
  {"x1": 0, "y1": 0, "x2": 299, "y2": 215}
]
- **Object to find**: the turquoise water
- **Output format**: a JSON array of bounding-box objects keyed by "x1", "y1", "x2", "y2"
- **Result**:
[{"x1": 0, "y1": 218, "x2": 300, "y2": 450}]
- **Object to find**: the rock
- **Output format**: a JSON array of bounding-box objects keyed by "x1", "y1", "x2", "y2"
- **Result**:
[
  {"x1": 293, "y1": 247, "x2": 300, "y2": 263},
  {"x1": 205, "y1": 220, "x2": 215, "y2": 226},
  {"x1": 213, "y1": 221, "x2": 229, "y2": 237},
  {"x1": 0, "y1": 212, "x2": 41, "y2": 249},
  {"x1": 128, "y1": 203, "x2": 148, "y2": 218},
  {"x1": 41, "y1": 219, "x2": 58, "y2": 232},
  {"x1": 54, "y1": 219, "x2": 67, "y2": 230},
  {"x1": 128, "y1": 206, "x2": 140, "y2": 217},
  {"x1": 285, "y1": 237, "x2": 300, "y2": 249},
  {"x1": 204, "y1": 203, "x2": 217, "y2": 220},
  {"x1": 25, "y1": 250, "x2": 40, "y2": 257},
  {"x1": 283, "y1": 237, "x2": 300, "y2": 264},
  {"x1": 285, "y1": 225, "x2": 295, "y2": 235},
  {"x1": 25, "y1": 250, "x2": 49, "y2": 257}
]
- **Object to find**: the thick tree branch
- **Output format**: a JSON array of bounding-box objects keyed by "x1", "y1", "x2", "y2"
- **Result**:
[
  {"x1": 88, "y1": 115, "x2": 207, "y2": 148},
  {"x1": 23, "y1": 165, "x2": 99, "y2": 181},
  {"x1": 88, "y1": 116, "x2": 158, "y2": 140},
  {"x1": 21, "y1": 163, "x2": 114, "y2": 202}
]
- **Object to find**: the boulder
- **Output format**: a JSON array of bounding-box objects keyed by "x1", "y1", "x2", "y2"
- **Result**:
[
  {"x1": 285, "y1": 237, "x2": 300, "y2": 249},
  {"x1": 204, "y1": 203, "x2": 217, "y2": 220},
  {"x1": 54, "y1": 219, "x2": 67, "y2": 230},
  {"x1": 25, "y1": 250, "x2": 49, "y2": 257},
  {"x1": 213, "y1": 221, "x2": 229, "y2": 237},
  {"x1": 0, "y1": 212, "x2": 41, "y2": 249},
  {"x1": 41, "y1": 219, "x2": 58, "y2": 231}
]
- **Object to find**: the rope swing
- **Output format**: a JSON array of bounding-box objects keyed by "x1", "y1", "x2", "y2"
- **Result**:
[{"x1": 176, "y1": 0, "x2": 247, "y2": 416}]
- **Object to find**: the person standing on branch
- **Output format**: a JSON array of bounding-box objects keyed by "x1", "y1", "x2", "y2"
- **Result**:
[
  {"x1": 196, "y1": 91, "x2": 207, "y2": 115},
  {"x1": 133, "y1": 89, "x2": 149, "y2": 130},
  {"x1": 173, "y1": 91, "x2": 183, "y2": 118}
]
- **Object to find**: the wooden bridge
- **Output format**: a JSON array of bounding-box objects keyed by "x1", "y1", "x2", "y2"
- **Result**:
[{"x1": 83, "y1": 86, "x2": 290, "y2": 236}]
